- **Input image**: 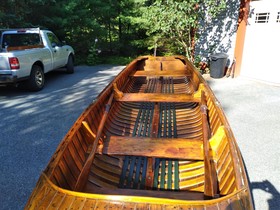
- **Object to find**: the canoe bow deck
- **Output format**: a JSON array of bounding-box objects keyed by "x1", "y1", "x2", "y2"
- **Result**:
[{"x1": 25, "y1": 56, "x2": 253, "y2": 209}]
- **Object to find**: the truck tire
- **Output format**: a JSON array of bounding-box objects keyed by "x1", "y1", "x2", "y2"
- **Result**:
[
  {"x1": 28, "y1": 65, "x2": 45, "y2": 91},
  {"x1": 66, "y1": 55, "x2": 74, "y2": 74}
]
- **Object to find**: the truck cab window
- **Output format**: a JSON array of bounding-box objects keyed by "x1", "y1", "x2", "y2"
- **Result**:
[
  {"x1": 2, "y1": 34, "x2": 41, "y2": 48},
  {"x1": 47, "y1": 33, "x2": 62, "y2": 47}
]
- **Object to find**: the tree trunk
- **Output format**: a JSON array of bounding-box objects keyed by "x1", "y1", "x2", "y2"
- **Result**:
[
  {"x1": 108, "y1": 20, "x2": 112, "y2": 53},
  {"x1": 118, "y1": 3, "x2": 122, "y2": 44},
  {"x1": 190, "y1": 27, "x2": 196, "y2": 63}
]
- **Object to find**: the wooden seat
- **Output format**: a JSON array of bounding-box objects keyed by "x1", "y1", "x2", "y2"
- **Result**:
[
  {"x1": 85, "y1": 186, "x2": 205, "y2": 200},
  {"x1": 102, "y1": 136, "x2": 203, "y2": 160},
  {"x1": 115, "y1": 93, "x2": 201, "y2": 103},
  {"x1": 131, "y1": 70, "x2": 191, "y2": 77}
]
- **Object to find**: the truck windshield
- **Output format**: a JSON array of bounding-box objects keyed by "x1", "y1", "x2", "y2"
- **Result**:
[{"x1": 2, "y1": 33, "x2": 41, "y2": 48}]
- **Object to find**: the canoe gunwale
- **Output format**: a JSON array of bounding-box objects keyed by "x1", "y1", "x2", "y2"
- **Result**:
[{"x1": 29, "y1": 173, "x2": 251, "y2": 206}]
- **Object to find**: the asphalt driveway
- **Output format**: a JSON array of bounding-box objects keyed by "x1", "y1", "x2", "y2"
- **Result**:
[
  {"x1": 204, "y1": 75, "x2": 280, "y2": 210},
  {"x1": 0, "y1": 65, "x2": 124, "y2": 210},
  {"x1": 0, "y1": 66, "x2": 279, "y2": 209}
]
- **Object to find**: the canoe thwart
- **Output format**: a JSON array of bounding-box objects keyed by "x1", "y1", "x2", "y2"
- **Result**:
[
  {"x1": 113, "y1": 82, "x2": 205, "y2": 103},
  {"x1": 115, "y1": 93, "x2": 201, "y2": 103},
  {"x1": 85, "y1": 185, "x2": 205, "y2": 200},
  {"x1": 102, "y1": 136, "x2": 204, "y2": 160},
  {"x1": 131, "y1": 70, "x2": 192, "y2": 77}
]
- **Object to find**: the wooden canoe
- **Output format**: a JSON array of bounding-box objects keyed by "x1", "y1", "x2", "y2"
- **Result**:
[{"x1": 25, "y1": 56, "x2": 253, "y2": 209}]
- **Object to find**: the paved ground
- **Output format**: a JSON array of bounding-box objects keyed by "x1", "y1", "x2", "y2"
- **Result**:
[
  {"x1": 0, "y1": 65, "x2": 125, "y2": 210},
  {"x1": 0, "y1": 66, "x2": 279, "y2": 209},
  {"x1": 204, "y1": 75, "x2": 280, "y2": 210}
]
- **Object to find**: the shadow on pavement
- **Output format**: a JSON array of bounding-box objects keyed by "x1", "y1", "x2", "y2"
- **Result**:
[{"x1": 251, "y1": 180, "x2": 280, "y2": 210}]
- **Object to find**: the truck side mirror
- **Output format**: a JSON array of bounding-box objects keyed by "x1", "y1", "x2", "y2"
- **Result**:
[{"x1": 51, "y1": 42, "x2": 57, "y2": 48}]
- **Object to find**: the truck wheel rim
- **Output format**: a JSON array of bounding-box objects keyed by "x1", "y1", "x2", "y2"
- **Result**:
[{"x1": 35, "y1": 71, "x2": 43, "y2": 86}]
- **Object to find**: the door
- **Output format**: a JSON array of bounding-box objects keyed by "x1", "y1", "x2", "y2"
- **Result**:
[
  {"x1": 47, "y1": 32, "x2": 68, "y2": 69},
  {"x1": 241, "y1": 0, "x2": 280, "y2": 84}
]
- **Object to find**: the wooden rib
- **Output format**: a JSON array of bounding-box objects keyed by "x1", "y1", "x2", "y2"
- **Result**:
[
  {"x1": 124, "y1": 77, "x2": 194, "y2": 94},
  {"x1": 105, "y1": 102, "x2": 203, "y2": 139},
  {"x1": 74, "y1": 93, "x2": 114, "y2": 191},
  {"x1": 201, "y1": 91, "x2": 219, "y2": 198},
  {"x1": 179, "y1": 161, "x2": 204, "y2": 182},
  {"x1": 131, "y1": 70, "x2": 191, "y2": 77},
  {"x1": 102, "y1": 136, "x2": 203, "y2": 160},
  {"x1": 115, "y1": 93, "x2": 200, "y2": 103}
]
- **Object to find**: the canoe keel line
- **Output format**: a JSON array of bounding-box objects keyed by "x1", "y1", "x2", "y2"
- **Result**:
[{"x1": 25, "y1": 56, "x2": 253, "y2": 209}]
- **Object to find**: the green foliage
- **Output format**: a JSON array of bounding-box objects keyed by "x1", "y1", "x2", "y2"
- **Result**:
[
  {"x1": 143, "y1": 0, "x2": 226, "y2": 61},
  {"x1": 87, "y1": 45, "x2": 99, "y2": 65},
  {"x1": 0, "y1": 0, "x2": 226, "y2": 65},
  {"x1": 99, "y1": 56, "x2": 134, "y2": 65}
]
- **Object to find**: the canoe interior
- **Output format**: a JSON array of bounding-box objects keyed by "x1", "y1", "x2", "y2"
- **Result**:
[{"x1": 26, "y1": 56, "x2": 253, "y2": 209}]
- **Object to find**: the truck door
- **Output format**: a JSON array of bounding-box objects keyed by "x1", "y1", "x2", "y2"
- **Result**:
[{"x1": 47, "y1": 32, "x2": 68, "y2": 69}]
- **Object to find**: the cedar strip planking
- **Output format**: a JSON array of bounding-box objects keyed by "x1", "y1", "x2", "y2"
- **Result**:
[
  {"x1": 64, "y1": 147, "x2": 81, "y2": 179},
  {"x1": 75, "y1": 131, "x2": 88, "y2": 160},
  {"x1": 70, "y1": 134, "x2": 87, "y2": 163}
]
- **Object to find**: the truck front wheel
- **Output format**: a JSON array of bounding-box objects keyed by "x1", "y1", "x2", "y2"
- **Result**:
[{"x1": 28, "y1": 65, "x2": 45, "y2": 91}]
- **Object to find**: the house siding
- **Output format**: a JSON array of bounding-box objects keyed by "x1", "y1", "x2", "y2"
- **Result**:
[
  {"x1": 195, "y1": 0, "x2": 241, "y2": 66},
  {"x1": 239, "y1": 0, "x2": 280, "y2": 84}
]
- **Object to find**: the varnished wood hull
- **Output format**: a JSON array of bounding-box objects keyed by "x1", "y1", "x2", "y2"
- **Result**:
[{"x1": 25, "y1": 56, "x2": 253, "y2": 209}]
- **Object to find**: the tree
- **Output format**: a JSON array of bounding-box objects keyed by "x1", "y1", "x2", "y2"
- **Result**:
[
  {"x1": 0, "y1": 0, "x2": 150, "y2": 63},
  {"x1": 0, "y1": 0, "x2": 32, "y2": 28},
  {"x1": 143, "y1": 0, "x2": 226, "y2": 61},
  {"x1": 0, "y1": 0, "x2": 228, "y2": 64}
]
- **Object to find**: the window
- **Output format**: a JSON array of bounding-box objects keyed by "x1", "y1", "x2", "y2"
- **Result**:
[
  {"x1": 47, "y1": 32, "x2": 62, "y2": 47},
  {"x1": 255, "y1": 12, "x2": 270, "y2": 23},
  {"x1": 2, "y1": 33, "x2": 41, "y2": 48}
]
